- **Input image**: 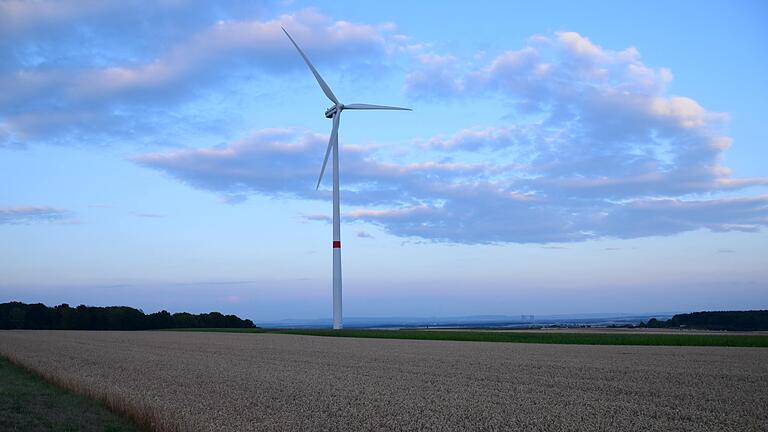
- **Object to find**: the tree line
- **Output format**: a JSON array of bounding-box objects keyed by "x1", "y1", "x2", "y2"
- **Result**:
[
  {"x1": 0, "y1": 301, "x2": 256, "y2": 330},
  {"x1": 642, "y1": 310, "x2": 768, "y2": 331}
]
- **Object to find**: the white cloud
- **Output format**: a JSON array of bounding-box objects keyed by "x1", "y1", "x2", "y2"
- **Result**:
[
  {"x1": 303, "y1": 214, "x2": 331, "y2": 223},
  {"x1": 66, "y1": 10, "x2": 388, "y2": 99},
  {"x1": 599, "y1": 195, "x2": 768, "y2": 238},
  {"x1": 556, "y1": 32, "x2": 603, "y2": 59},
  {"x1": 133, "y1": 124, "x2": 768, "y2": 244},
  {"x1": 0, "y1": 7, "x2": 398, "y2": 145},
  {"x1": 131, "y1": 31, "x2": 768, "y2": 243},
  {"x1": 405, "y1": 31, "x2": 767, "y2": 201},
  {"x1": 133, "y1": 128, "x2": 329, "y2": 197},
  {"x1": 8, "y1": 15, "x2": 764, "y2": 245},
  {"x1": 423, "y1": 127, "x2": 530, "y2": 151},
  {"x1": 0, "y1": 0, "x2": 118, "y2": 35},
  {"x1": 0, "y1": 206, "x2": 70, "y2": 224},
  {"x1": 403, "y1": 53, "x2": 464, "y2": 97},
  {"x1": 356, "y1": 230, "x2": 374, "y2": 238}
]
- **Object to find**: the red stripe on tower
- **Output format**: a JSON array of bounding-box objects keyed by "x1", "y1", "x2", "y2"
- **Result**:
[{"x1": 332, "y1": 241, "x2": 341, "y2": 249}]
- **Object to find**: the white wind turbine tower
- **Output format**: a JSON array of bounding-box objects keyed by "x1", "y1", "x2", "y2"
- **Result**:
[{"x1": 282, "y1": 27, "x2": 410, "y2": 330}]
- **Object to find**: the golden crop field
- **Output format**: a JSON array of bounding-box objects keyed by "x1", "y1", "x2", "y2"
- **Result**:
[{"x1": 1, "y1": 330, "x2": 766, "y2": 431}]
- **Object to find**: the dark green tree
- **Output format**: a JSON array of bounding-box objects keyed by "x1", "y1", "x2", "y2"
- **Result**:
[{"x1": 0, "y1": 302, "x2": 257, "y2": 330}]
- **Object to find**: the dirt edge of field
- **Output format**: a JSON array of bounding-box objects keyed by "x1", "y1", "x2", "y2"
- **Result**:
[{"x1": 0, "y1": 352, "x2": 187, "y2": 432}]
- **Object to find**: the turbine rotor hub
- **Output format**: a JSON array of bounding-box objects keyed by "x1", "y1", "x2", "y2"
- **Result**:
[{"x1": 324, "y1": 103, "x2": 344, "y2": 118}]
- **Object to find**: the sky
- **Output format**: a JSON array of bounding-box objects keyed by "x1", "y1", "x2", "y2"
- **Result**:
[{"x1": 1, "y1": 0, "x2": 767, "y2": 322}]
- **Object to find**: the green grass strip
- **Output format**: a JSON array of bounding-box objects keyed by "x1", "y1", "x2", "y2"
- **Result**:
[
  {"x1": 270, "y1": 329, "x2": 768, "y2": 347},
  {"x1": 0, "y1": 356, "x2": 139, "y2": 432}
]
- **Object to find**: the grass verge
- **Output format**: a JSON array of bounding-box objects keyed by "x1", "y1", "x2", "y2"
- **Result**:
[
  {"x1": 268, "y1": 329, "x2": 768, "y2": 347},
  {"x1": 0, "y1": 353, "x2": 186, "y2": 432},
  {"x1": 0, "y1": 355, "x2": 139, "y2": 432}
]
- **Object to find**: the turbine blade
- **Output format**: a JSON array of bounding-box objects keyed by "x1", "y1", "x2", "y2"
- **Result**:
[
  {"x1": 344, "y1": 103, "x2": 412, "y2": 111},
  {"x1": 282, "y1": 27, "x2": 339, "y2": 105},
  {"x1": 316, "y1": 113, "x2": 340, "y2": 190}
]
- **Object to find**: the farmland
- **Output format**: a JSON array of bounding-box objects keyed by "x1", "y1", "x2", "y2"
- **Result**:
[
  {"x1": 165, "y1": 327, "x2": 768, "y2": 347},
  {"x1": 1, "y1": 330, "x2": 766, "y2": 431},
  {"x1": 274, "y1": 328, "x2": 768, "y2": 347}
]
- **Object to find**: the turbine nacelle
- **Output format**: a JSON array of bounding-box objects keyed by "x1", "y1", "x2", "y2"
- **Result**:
[{"x1": 325, "y1": 104, "x2": 343, "y2": 119}]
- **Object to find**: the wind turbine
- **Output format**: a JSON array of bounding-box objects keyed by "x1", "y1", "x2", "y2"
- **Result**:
[{"x1": 282, "y1": 27, "x2": 410, "y2": 330}]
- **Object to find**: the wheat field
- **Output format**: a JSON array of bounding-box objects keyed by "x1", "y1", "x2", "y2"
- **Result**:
[{"x1": 0, "y1": 330, "x2": 766, "y2": 431}]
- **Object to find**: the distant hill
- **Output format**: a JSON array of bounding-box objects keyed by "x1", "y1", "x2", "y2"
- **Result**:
[
  {"x1": 0, "y1": 301, "x2": 256, "y2": 330},
  {"x1": 257, "y1": 313, "x2": 673, "y2": 329},
  {"x1": 643, "y1": 310, "x2": 768, "y2": 331}
]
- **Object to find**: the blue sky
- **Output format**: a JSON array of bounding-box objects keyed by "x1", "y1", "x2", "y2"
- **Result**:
[{"x1": 1, "y1": 0, "x2": 766, "y2": 321}]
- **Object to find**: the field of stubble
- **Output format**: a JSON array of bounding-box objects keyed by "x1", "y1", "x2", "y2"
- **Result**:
[{"x1": 0, "y1": 330, "x2": 766, "y2": 431}]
